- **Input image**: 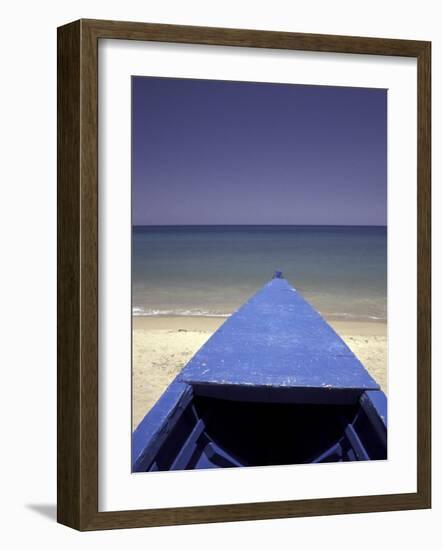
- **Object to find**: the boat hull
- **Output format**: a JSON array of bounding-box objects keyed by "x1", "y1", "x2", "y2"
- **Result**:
[
  {"x1": 132, "y1": 277, "x2": 387, "y2": 472},
  {"x1": 132, "y1": 382, "x2": 387, "y2": 472}
]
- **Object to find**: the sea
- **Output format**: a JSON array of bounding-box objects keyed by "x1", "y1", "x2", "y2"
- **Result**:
[{"x1": 132, "y1": 225, "x2": 387, "y2": 323}]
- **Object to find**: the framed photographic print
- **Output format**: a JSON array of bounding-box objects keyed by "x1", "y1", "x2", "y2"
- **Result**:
[{"x1": 57, "y1": 19, "x2": 431, "y2": 530}]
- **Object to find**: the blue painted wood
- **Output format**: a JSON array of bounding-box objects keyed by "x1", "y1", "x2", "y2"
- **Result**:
[
  {"x1": 361, "y1": 389, "x2": 388, "y2": 427},
  {"x1": 359, "y1": 389, "x2": 388, "y2": 451},
  {"x1": 344, "y1": 423, "x2": 370, "y2": 461},
  {"x1": 132, "y1": 276, "x2": 388, "y2": 472},
  {"x1": 202, "y1": 442, "x2": 246, "y2": 468},
  {"x1": 179, "y1": 278, "x2": 379, "y2": 397},
  {"x1": 132, "y1": 379, "x2": 193, "y2": 471},
  {"x1": 311, "y1": 441, "x2": 344, "y2": 463},
  {"x1": 170, "y1": 418, "x2": 205, "y2": 470}
]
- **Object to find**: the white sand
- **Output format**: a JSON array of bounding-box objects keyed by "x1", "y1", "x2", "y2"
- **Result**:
[{"x1": 132, "y1": 316, "x2": 387, "y2": 429}]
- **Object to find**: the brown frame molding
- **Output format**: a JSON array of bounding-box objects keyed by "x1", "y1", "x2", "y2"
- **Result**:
[{"x1": 57, "y1": 19, "x2": 431, "y2": 531}]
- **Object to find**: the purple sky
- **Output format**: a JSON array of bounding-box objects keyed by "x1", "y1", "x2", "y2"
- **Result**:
[{"x1": 132, "y1": 77, "x2": 387, "y2": 226}]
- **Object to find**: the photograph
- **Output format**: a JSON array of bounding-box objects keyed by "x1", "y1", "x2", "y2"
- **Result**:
[{"x1": 131, "y1": 76, "x2": 388, "y2": 472}]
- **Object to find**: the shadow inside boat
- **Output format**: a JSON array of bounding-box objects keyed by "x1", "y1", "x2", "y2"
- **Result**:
[{"x1": 143, "y1": 392, "x2": 387, "y2": 472}]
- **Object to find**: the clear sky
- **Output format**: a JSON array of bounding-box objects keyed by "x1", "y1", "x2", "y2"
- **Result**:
[{"x1": 132, "y1": 77, "x2": 387, "y2": 226}]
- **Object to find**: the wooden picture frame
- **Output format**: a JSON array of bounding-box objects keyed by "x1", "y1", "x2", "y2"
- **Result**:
[{"x1": 57, "y1": 19, "x2": 431, "y2": 531}]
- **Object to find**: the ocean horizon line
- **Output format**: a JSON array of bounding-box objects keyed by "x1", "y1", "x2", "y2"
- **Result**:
[{"x1": 132, "y1": 225, "x2": 387, "y2": 324}]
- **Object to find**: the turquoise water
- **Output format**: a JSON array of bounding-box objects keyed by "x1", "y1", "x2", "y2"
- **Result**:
[{"x1": 132, "y1": 226, "x2": 387, "y2": 322}]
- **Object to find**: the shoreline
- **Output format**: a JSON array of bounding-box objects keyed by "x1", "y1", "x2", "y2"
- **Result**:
[
  {"x1": 132, "y1": 315, "x2": 387, "y2": 429},
  {"x1": 132, "y1": 314, "x2": 387, "y2": 335}
]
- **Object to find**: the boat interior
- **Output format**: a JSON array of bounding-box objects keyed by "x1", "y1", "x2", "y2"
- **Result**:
[{"x1": 143, "y1": 392, "x2": 387, "y2": 472}]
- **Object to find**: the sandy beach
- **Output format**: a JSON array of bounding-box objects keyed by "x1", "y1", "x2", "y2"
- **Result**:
[{"x1": 132, "y1": 316, "x2": 387, "y2": 430}]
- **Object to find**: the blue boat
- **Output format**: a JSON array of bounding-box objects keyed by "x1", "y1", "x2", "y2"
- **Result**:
[{"x1": 132, "y1": 273, "x2": 387, "y2": 472}]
